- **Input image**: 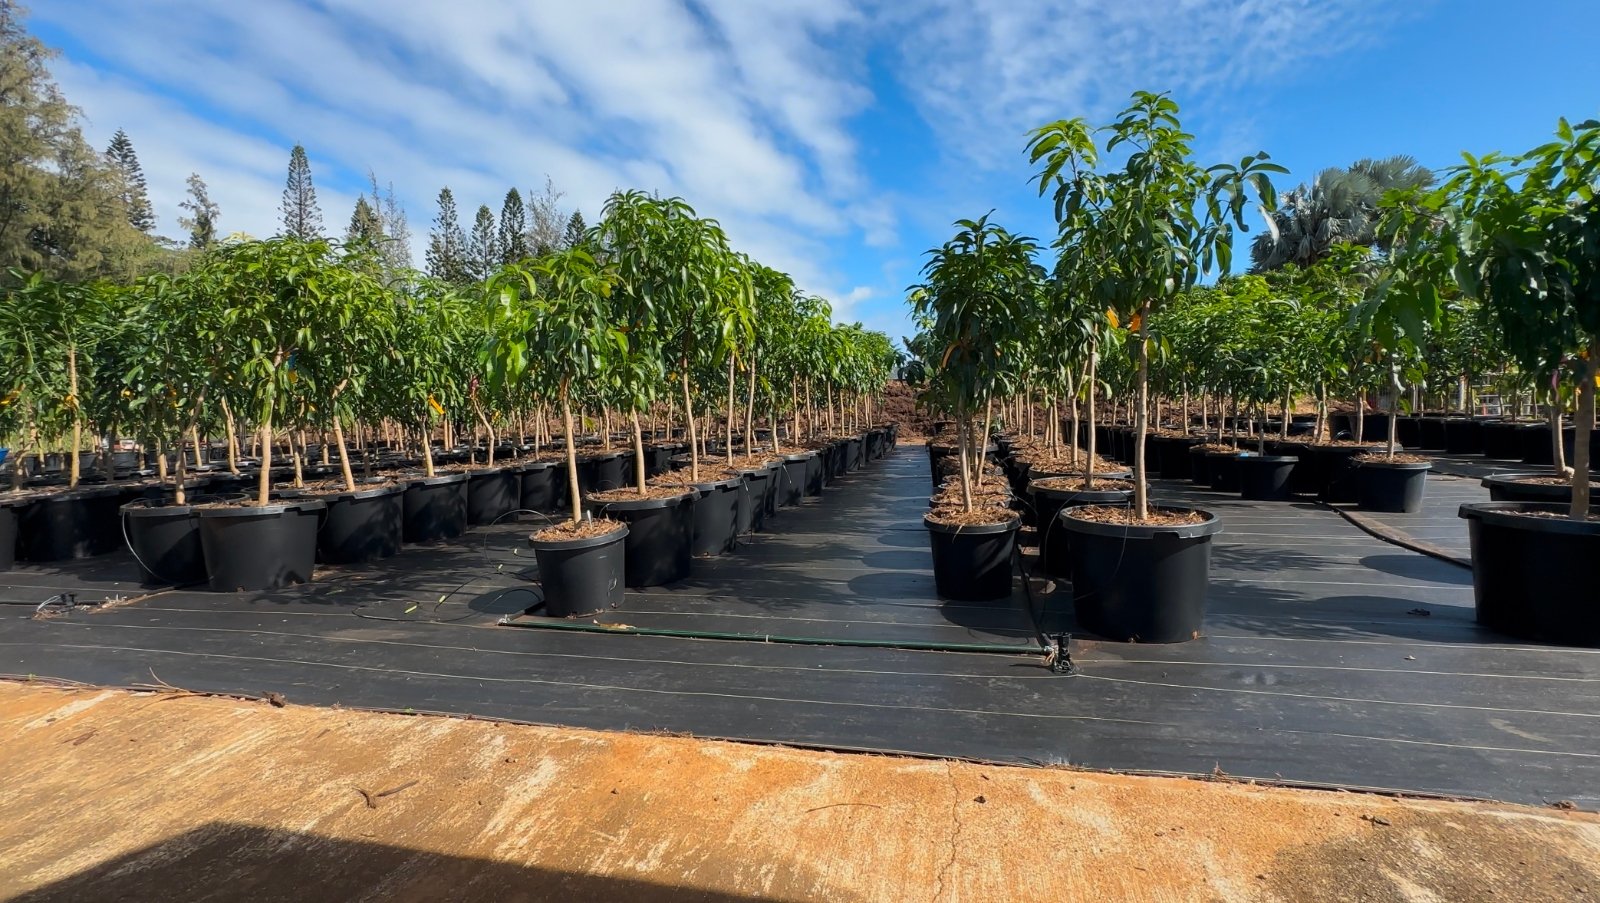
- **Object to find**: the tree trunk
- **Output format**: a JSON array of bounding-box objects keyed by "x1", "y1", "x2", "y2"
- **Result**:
[
  {"x1": 1353, "y1": 391, "x2": 1365, "y2": 444},
  {"x1": 725, "y1": 354, "x2": 737, "y2": 466},
  {"x1": 1570, "y1": 347, "x2": 1597, "y2": 519},
  {"x1": 255, "y1": 401, "x2": 275, "y2": 506},
  {"x1": 744, "y1": 352, "x2": 758, "y2": 456},
  {"x1": 682, "y1": 366, "x2": 700, "y2": 482},
  {"x1": 422, "y1": 418, "x2": 436, "y2": 478},
  {"x1": 1134, "y1": 300, "x2": 1152, "y2": 521},
  {"x1": 334, "y1": 414, "x2": 357, "y2": 492},
  {"x1": 220, "y1": 396, "x2": 239, "y2": 474},
  {"x1": 67, "y1": 344, "x2": 81, "y2": 488},
  {"x1": 631, "y1": 410, "x2": 648, "y2": 494},
  {"x1": 1551, "y1": 393, "x2": 1568, "y2": 474},
  {"x1": 1084, "y1": 341, "x2": 1099, "y2": 489},
  {"x1": 957, "y1": 402, "x2": 972, "y2": 512},
  {"x1": 975, "y1": 400, "x2": 994, "y2": 489},
  {"x1": 560, "y1": 384, "x2": 583, "y2": 524}
]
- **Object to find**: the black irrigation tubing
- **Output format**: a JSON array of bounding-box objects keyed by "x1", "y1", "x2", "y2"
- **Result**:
[{"x1": 496, "y1": 617, "x2": 1047, "y2": 656}]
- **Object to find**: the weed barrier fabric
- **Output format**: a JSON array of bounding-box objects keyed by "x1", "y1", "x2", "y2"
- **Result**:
[{"x1": 2, "y1": 451, "x2": 1599, "y2": 807}]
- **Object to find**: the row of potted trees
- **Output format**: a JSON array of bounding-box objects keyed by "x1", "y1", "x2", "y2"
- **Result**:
[{"x1": 0, "y1": 191, "x2": 903, "y2": 614}]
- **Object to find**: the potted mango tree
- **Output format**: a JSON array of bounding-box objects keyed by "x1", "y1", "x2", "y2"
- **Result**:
[
  {"x1": 912, "y1": 214, "x2": 1036, "y2": 602},
  {"x1": 485, "y1": 247, "x2": 628, "y2": 617},
  {"x1": 1027, "y1": 90, "x2": 1283, "y2": 642},
  {"x1": 1386, "y1": 118, "x2": 1599, "y2": 645}
]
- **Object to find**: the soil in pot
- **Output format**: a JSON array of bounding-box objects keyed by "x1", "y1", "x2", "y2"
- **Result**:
[
  {"x1": 1354, "y1": 454, "x2": 1432, "y2": 514},
  {"x1": 196, "y1": 498, "x2": 326, "y2": 592},
  {"x1": 529, "y1": 518, "x2": 628, "y2": 617},
  {"x1": 1481, "y1": 473, "x2": 1600, "y2": 514},
  {"x1": 584, "y1": 487, "x2": 696, "y2": 587},
  {"x1": 1460, "y1": 502, "x2": 1600, "y2": 645},
  {"x1": 924, "y1": 506, "x2": 1020, "y2": 602},
  {"x1": 1060, "y1": 504, "x2": 1221, "y2": 643},
  {"x1": 121, "y1": 500, "x2": 206, "y2": 585}
]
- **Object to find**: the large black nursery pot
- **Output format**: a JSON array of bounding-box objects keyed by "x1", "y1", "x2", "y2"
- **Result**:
[
  {"x1": 530, "y1": 524, "x2": 628, "y2": 618},
  {"x1": 519, "y1": 461, "x2": 564, "y2": 515},
  {"x1": 644, "y1": 444, "x2": 677, "y2": 478},
  {"x1": 1029, "y1": 482, "x2": 1132, "y2": 578},
  {"x1": 1481, "y1": 473, "x2": 1600, "y2": 514},
  {"x1": 16, "y1": 485, "x2": 125, "y2": 562},
  {"x1": 688, "y1": 476, "x2": 743, "y2": 556},
  {"x1": 466, "y1": 466, "x2": 519, "y2": 526},
  {"x1": 1302, "y1": 444, "x2": 1383, "y2": 503},
  {"x1": 0, "y1": 496, "x2": 21, "y2": 570},
  {"x1": 762, "y1": 460, "x2": 782, "y2": 518},
  {"x1": 1443, "y1": 418, "x2": 1483, "y2": 454},
  {"x1": 924, "y1": 512, "x2": 1021, "y2": 602},
  {"x1": 780, "y1": 452, "x2": 811, "y2": 506},
  {"x1": 1395, "y1": 416, "x2": 1423, "y2": 450},
  {"x1": 735, "y1": 467, "x2": 771, "y2": 534},
  {"x1": 1061, "y1": 505, "x2": 1222, "y2": 644},
  {"x1": 802, "y1": 449, "x2": 825, "y2": 497},
  {"x1": 197, "y1": 498, "x2": 326, "y2": 592},
  {"x1": 1154, "y1": 435, "x2": 1201, "y2": 480},
  {"x1": 403, "y1": 472, "x2": 469, "y2": 542},
  {"x1": 576, "y1": 451, "x2": 631, "y2": 497},
  {"x1": 846, "y1": 435, "x2": 865, "y2": 471},
  {"x1": 584, "y1": 492, "x2": 695, "y2": 587},
  {"x1": 1518, "y1": 422, "x2": 1575, "y2": 466},
  {"x1": 1356, "y1": 459, "x2": 1431, "y2": 514},
  {"x1": 1460, "y1": 502, "x2": 1600, "y2": 646},
  {"x1": 1205, "y1": 451, "x2": 1244, "y2": 493},
  {"x1": 1188, "y1": 445, "x2": 1217, "y2": 486},
  {"x1": 318, "y1": 483, "x2": 405, "y2": 564},
  {"x1": 1236, "y1": 455, "x2": 1298, "y2": 501},
  {"x1": 1479, "y1": 420, "x2": 1525, "y2": 460},
  {"x1": 827, "y1": 440, "x2": 848, "y2": 482},
  {"x1": 120, "y1": 500, "x2": 206, "y2": 586}
]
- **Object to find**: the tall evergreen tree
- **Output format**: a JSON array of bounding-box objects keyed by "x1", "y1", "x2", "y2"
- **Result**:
[
  {"x1": 525, "y1": 177, "x2": 566, "y2": 256},
  {"x1": 466, "y1": 204, "x2": 498, "y2": 281},
  {"x1": 177, "y1": 172, "x2": 219, "y2": 249},
  {"x1": 498, "y1": 188, "x2": 529, "y2": 264},
  {"x1": 345, "y1": 195, "x2": 383, "y2": 247},
  {"x1": 562, "y1": 210, "x2": 587, "y2": 249},
  {"x1": 104, "y1": 128, "x2": 155, "y2": 233},
  {"x1": 368, "y1": 171, "x2": 411, "y2": 276},
  {"x1": 425, "y1": 186, "x2": 468, "y2": 284},
  {"x1": 279, "y1": 143, "x2": 322, "y2": 239}
]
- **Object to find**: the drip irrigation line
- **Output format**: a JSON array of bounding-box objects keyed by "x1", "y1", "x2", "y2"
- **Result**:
[{"x1": 498, "y1": 616, "x2": 1045, "y2": 656}]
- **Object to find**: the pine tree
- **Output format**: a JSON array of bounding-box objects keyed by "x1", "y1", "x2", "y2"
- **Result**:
[
  {"x1": 425, "y1": 186, "x2": 468, "y2": 284},
  {"x1": 368, "y1": 171, "x2": 411, "y2": 276},
  {"x1": 562, "y1": 210, "x2": 587, "y2": 250},
  {"x1": 466, "y1": 204, "x2": 498, "y2": 281},
  {"x1": 177, "y1": 173, "x2": 219, "y2": 249},
  {"x1": 498, "y1": 188, "x2": 529, "y2": 264},
  {"x1": 525, "y1": 177, "x2": 566, "y2": 256},
  {"x1": 279, "y1": 144, "x2": 323, "y2": 239},
  {"x1": 346, "y1": 195, "x2": 383, "y2": 247},
  {"x1": 104, "y1": 128, "x2": 155, "y2": 233}
]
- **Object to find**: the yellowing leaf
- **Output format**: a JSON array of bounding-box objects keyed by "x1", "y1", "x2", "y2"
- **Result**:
[
  {"x1": 1105, "y1": 309, "x2": 1119, "y2": 329},
  {"x1": 428, "y1": 395, "x2": 445, "y2": 415}
]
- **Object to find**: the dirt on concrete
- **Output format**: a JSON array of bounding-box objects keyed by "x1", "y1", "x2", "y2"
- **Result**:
[{"x1": 1, "y1": 680, "x2": 1596, "y2": 902}]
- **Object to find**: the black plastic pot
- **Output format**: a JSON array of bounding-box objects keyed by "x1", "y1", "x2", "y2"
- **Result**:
[
  {"x1": 1395, "y1": 416, "x2": 1422, "y2": 450},
  {"x1": 402, "y1": 473, "x2": 469, "y2": 542},
  {"x1": 1481, "y1": 473, "x2": 1600, "y2": 514},
  {"x1": 846, "y1": 436, "x2": 865, "y2": 471},
  {"x1": 1301, "y1": 444, "x2": 1384, "y2": 503},
  {"x1": 16, "y1": 486, "x2": 125, "y2": 562},
  {"x1": 1061, "y1": 505, "x2": 1222, "y2": 643},
  {"x1": 1153, "y1": 435, "x2": 1200, "y2": 480},
  {"x1": 0, "y1": 498, "x2": 18, "y2": 570},
  {"x1": 781, "y1": 453, "x2": 810, "y2": 506},
  {"x1": 120, "y1": 500, "x2": 206, "y2": 586},
  {"x1": 1518, "y1": 422, "x2": 1576, "y2": 466},
  {"x1": 1356, "y1": 460, "x2": 1431, "y2": 513},
  {"x1": 519, "y1": 461, "x2": 563, "y2": 514},
  {"x1": 924, "y1": 513, "x2": 1020, "y2": 601},
  {"x1": 466, "y1": 466, "x2": 519, "y2": 526},
  {"x1": 318, "y1": 484, "x2": 405, "y2": 564},
  {"x1": 827, "y1": 441, "x2": 847, "y2": 482},
  {"x1": 1205, "y1": 451, "x2": 1243, "y2": 493},
  {"x1": 735, "y1": 468, "x2": 771, "y2": 534},
  {"x1": 1188, "y1": 445, "x2": 1217, "y2": 486},
  {"x1": 196, "y1": 499, "x2": 326, "y2": 592},
  {"x1": 762, "y1": 461, "x2": 781, "y2": 517},
  {"x1": 1460, "y1": 502, "x2": 1600, "y2": 646},
  {"x1": 644, "y1": 444, "x2": 676, "y2": 477},
  {"x1": 576, "y1": 451, "x2": 630, "y2": 497},
  {"x1": 688, "y1": 477, "x2": 742, "y2": 556},
  {"x1": 1236, "y1": 455, "x2": 1298, "y2": 501},
  {"x1": 803, "y1": 450, "x2": 825, "y2": 497},
  {"x1": 1443, "y1": 418, "x2": 1482, "y2": 454},
  {"x1": 530, "y1": 524, "x2": 628, "y2": 617},
  {"x1": 1028, "y1": 482, "x2": 1132, "y2": 577},
  {"x1": 584, "y1": 492, "x2": 695, "y2": 587},
  {"x1": 1479, "y1": 421, "x2": 1526, "y2": 460}
]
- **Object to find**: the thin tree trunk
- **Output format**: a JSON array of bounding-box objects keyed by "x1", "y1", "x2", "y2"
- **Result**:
[
  {"x1": 975, "y1": 400, "x2": 994, "y2": 489},
  {"x1": 220, "y1": 396, "x2": 239, "y2": 474},
  {"x1": 1551, "y1": 393, "x2": 1568, "y2": 474},
  {"x1": 682, "y1": 366, "x2": 700, "y2": 482},
  {"x1": 334, "y1": 415, "x2": 356, "y2": 492},
  {"x1": 422, "y1": 418, "x2": 436, "y2": 478},
  {"x1": 256, "y1": 400, "x2": 275, "y2": 506},
  {"x1": 1085, "y1": 341, "x2": 1099, "y2": 489},
  {"x1": 1572, "y1": 346, "x2": 1597, "y2": 519},
  {"x1": 957, "y1": 403, "x2": 972, "y2": 512},
  {"x1": 560, "y1": 384, "x2": 583, "y2": 524},
  {"x1": 744, "y1": 352, "x2": 758, "y2": 456},
  {"x1": 67, "y1": 345, "x2": 81, "y2": 488},
  {"x1": 631, "y1": 410, "x2": 648, "y2": 494},
  {"x1": 725, "y1": 354, "x2": 737, "y2": 466},
  {"x1": 1134, "y1": 300, "x2": 1152, "y2": 520}
]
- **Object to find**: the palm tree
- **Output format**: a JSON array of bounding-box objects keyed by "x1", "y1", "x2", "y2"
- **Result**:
[{"x1": 1250, "y1": 156, "x2": 1434, "y2": 272}]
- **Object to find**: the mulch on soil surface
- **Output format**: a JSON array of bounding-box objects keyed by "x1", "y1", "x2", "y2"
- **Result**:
[
  {"x1": 722, "y1": 455, "x2": 781, "y2": 470},
  {"x1": 1195, "y1": 443, "x2": 1241, "y2": 454},
  {"x1": 1353, "y1": 453, "x2": 1432, "y2": 465},
  {"x1": 532, "y1": 518, "x2": 626, "y2": 541},
  {"x1": 1508, "y1": 475, "x2": 1600, "y2": 487},
  {"x1": 930, "y1": 484, "x2": 1011, "y2": 508},
  {"x1": 587, "y1": 486, "x2": 691, "y2": 502},
  {"x1": 925, "y1": 505, "x2": 1016, "y2": 527},
  {"x1": 1067, "y1": 505, "x2": 1208, "y2": 527},
  {"x1": 1030, "y1": 476, "x2": 1132, "y2": 492}
]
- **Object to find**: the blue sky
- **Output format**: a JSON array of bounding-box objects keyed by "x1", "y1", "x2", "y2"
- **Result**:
[{"x1": 29, "y1": 0, "x2": 1600, "y2": 344}]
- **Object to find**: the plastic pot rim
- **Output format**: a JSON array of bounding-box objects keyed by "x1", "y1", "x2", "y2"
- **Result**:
[
  {"x1": 582, "y1": 491, "x2": 695, "y2": 511},
  {"x1": 1356, "y1": 459, "x2": 1432, "y2": 472},
  {"x1": 1459, "y1": 501, "x2": 1600, "y2": 536},
  {"x1": 1027, "y1": 483, "x2": 1133, "y2": 503},
  {"x1": 923, "y1": 513, "x2": 1022, "y2": 535},
  {"x1": 528, "y1": 523, "x2": 629, "y2": 551},
  {"x1": 403, "y1": 472, "x2": 470, "y2": 487},
  {"x1": 194, "y1": 498, "x2": 328, "y2": 519},
  {"x1": 1236, "y1": 455, "x2": 1299, "y2": 464},
  {"x1": 1059, "y1": 504, "x2": 1222, "y2": 540}
]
